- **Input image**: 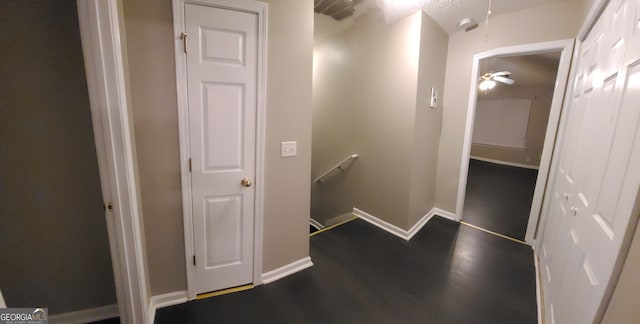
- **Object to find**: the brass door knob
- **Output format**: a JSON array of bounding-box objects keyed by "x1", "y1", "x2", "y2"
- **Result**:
[{"x1": 241, "y1": 177, "x2": 252, "y2": 187}]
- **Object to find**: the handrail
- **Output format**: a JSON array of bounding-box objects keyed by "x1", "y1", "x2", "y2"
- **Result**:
[{"x1": 313, "y1": 154, "x2": 358, "y2": 183}]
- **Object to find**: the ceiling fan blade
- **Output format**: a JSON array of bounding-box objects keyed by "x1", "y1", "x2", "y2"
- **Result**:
[
  {"x1": 494, "y1": 76, "x2": 515, "y2": 85},
  {"x1": 492, "y1": 71, "x2": 511, "y2": 77}
]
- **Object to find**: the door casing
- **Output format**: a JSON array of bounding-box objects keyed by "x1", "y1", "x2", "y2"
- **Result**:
[
  {"x1": 456, "y1": 39, "x2": 575, "y2": 244},
  {"x1": 172, "y1": 0, "x2": 268, "y2": 300}
]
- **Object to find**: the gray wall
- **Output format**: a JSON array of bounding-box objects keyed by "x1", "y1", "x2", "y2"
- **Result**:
[
  {"x1": 123, "y1": 0, "x2": 187, "y2": 296},
  {"x1": 121, "y1": 0, "x2": 313, "y2": 295},
  {"x1": 0, "y1": 0, "x2": 116, "y2": 314},
  {"x1": 262, "y1": 0, "x2": 313, "y2": 272},
  {"x1": 471, "y1": 85, "x2": 555, "y2": 167},
  {"x1": 312, "y1": 11, "x2": 419, "y2": 228},
  {"x1": 408, "y1": 13, "x2": 448, "y2": 226},
  {"x1": 435, "y1": 1, "x2": 582, "y2": 213},
  {"x1": 312, "y1": 11, "x2": 448, "y2": 230}
]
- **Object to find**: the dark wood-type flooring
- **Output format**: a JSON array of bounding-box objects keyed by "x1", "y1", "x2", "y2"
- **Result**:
[
  {"x1": 463, "y1": 159, "x2": 538, "y2": 240},
  {"x1": 152, "y1": 217, "x2": 537, "y2": 323}
]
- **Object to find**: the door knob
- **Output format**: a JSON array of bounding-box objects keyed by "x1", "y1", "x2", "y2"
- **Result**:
[{"x1": 241, "y1": 177, "x2": 252, "y2": 187}]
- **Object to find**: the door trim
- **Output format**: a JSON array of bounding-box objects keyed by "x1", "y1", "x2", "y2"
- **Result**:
[
  {"x1": 455, "y1": 39, "x2": 575, "y2": 244},
  {"x1": 77, "y1": 1, "x2": 149, "y2": 323},
  {"x1": 172, "y1": 0, "x2": 268, "y2": 300}
]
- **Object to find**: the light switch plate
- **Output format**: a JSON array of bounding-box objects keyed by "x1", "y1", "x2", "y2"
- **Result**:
[
  {"x1": 430, "y1": 87, "x2": 438, "y2": 108},
  {"x1": 281, "y1": 141, "x2": 297, "y2": 157}
]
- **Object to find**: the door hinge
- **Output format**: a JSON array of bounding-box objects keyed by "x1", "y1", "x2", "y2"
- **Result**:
[
  {"x1": 189, "y1": 158, "x2": 192, "y2": 172},
  {"x1": 181, "y1": 32, "x2": 188, "y2": 54},
  {"x1": 193, "y1": 255, "x2": 196, "y2": 266}
]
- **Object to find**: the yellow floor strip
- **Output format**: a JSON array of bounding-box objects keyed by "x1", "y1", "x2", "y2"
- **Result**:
[
  {"x1": 310, "y1": 216, "x2": 358, "y2": 237},
  {"x1": 460, "y1": 221, "x2": 529, "y2": 245},
  {"x1": 196, "y1": 284, "x2": 253, "y2": 300}
]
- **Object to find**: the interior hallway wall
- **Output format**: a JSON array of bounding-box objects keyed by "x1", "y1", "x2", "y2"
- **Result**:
[
  {"x1": 0, "y1": 0, "x2": 116, "y2": 314},
  {"x1": 121, "y1": 0, "x2": 313, "y2": 295},
  {"x1": 471, "y1": 85, "x2": 555, "y2": 167},
  {"x1": 435, "y1": 1, "x2": 582, "y2": 213},
  {"x1": 311, "y1": 19, "x2": 359, "y2": 224},
  {"x1": 312, "y1": 11, "x2": 448, "y2": 229},
  {"x1": 123, "y1": 0, "x2": 187, "y2": 296},
  {"x1": 408, "y1": 12, "x2": 448, "y2": 227},
  {"x1": 262, "y1": 0, "x2": 313, "y2": 272}
]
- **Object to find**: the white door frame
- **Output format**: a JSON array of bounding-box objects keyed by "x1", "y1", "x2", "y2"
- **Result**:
[
  {"x1": 455, "y1": 39, "x2": 575, "y2": 244},
  {"x1": 77, "y1": 1, "x2": 149, "y2": 323},
  {"x1": 172, "y1": 0, "x2": 268, "y2": 300}
]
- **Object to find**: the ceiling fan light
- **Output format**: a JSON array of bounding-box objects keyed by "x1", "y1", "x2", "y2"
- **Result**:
[{"x1": 479, "y1": 79, "x2": 496, "y2": 91}]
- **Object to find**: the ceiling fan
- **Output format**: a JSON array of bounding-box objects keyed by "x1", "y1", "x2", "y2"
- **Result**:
[{"x1": 478, "y1": 71, "x2": 515, "y2": 91}]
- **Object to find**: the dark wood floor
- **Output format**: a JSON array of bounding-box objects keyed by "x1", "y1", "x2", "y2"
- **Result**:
[
  {"x1": 463, "y1": 159, "x2": 538, "y2": 240},
  {"x1": 153, "y1": 217, "x2": 537, "y2": 323}
]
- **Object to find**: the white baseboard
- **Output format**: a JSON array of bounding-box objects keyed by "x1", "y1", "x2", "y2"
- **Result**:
[
  {"x1": 147, "y1": 290, "x2": 188, "y2": 324},
  {"x1": 48, "y1": 304, "x2": 119, "y2": 324},
  {"x1": 471, "y1": 156, "x2": 539, "y2": 170},
  {"x1": 406, "y1": 210, "x2": 438, "y2": 240},
  {"x1": 261, "y1": 256, "x2": 313, "y2": 284},
  {"x1": 432, "y1": 208, "x2": 457, "y2": 221},
  {"x1": 353, "y1": 207, "x2": 443, "y2": 241},
  {"x1": 325, "y1": 212, "x2": 356, "y2": 227},
  {"x1": 353, "y1": 208, "x2": 409, "y2": 240},
  {"x1": 310, "y1": 218, "x2": 324, "y2": 230}
]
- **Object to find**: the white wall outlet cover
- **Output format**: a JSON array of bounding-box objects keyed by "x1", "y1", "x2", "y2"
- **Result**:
[
  {"x1": 430, "y1": 87, "x2": 438, "y2": 108},
  {"x1": 281, "y1": 141, "x2": 297, "y2": 157}
]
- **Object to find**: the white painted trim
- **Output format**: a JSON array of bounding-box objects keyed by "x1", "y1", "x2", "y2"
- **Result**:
[
  {"x1": 172, "y1": 0, "x2": 268, "y2": 300},
  {"x1": 406, "y1": 211, "x2": 437, "y2": 240},
  {"x1": 353, "y1": 207, "x2": 445, "y2": 241},
  {"x1": 432, "y1": 208, "x2": 457, "y2": 221},
  {"x1": 455, "y1": 39, "x2": 575, "y2": 245},
  {"x1": 534, "y1": 253, "x2": 543, "y2": 324},
  {"x1": 0, "y1": 289, "x2": 5, "y2": 308},
  {"x1": 77, "y1": 1, "x2": 149, "y2": 323},
  {"x1": 147, "y1": 291, "x2": 189, "y2": 324},
  {"x1": 49, "y1": 304, "x2": 119, "y2": 324},
  {"x1": 310, "y1": 218, "x2": 325, "y2": 230},
  {"x1": 577, "y1": 0, "x2": 610, "y2": 41},
  {"x1": 353, "y1": 208, "x2": 410, "y2": 240},
  {"x1": 470, "y1": 156, "x2": 539, "y2": 170},
  {"x1": 261, "y1": 257, "x2": 314, "y2": 284}
]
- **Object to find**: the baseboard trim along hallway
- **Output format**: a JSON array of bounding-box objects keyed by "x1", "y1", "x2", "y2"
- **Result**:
[
  {"x1": 48, "y1": 304, "x2": 119, "y2": 324},
  {"x1": 353, "y1": 207, "x2": 456, "y2": 241},
  {"x1": 261, "y1": 256, "x2": 314, "y2": 284}
]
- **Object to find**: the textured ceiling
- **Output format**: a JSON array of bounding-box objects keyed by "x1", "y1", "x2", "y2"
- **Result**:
[
  {"x1": 479, "y1": 51, "x2": 561, "y2": 87},
  {"x1": 422, "y1": 0, "x2": 566, "y2": 34}
]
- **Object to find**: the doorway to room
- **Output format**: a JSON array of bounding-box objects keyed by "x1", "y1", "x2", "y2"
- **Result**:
[
  {"x1": 463, "y1": 52, "x2": 560, "y2": 241},
  {"x1": 456, "y1": 40, "x2": 574, "y2": 244}
]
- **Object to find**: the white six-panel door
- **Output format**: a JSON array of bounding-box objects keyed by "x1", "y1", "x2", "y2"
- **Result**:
[
  {"x1": 185, "y1": 4, "x2": 258, "y2": 294},
  {"x1": 539, "y1": 0, "x2": 640, "y2": 322}
]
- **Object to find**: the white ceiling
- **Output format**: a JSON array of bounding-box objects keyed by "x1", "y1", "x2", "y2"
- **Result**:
[
  {"x1": 422, "y1": 0, "x2": 567, "y2": 34},
  {"x1": 315, "y1": 0, "x2": 572, "y2": 42}
]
